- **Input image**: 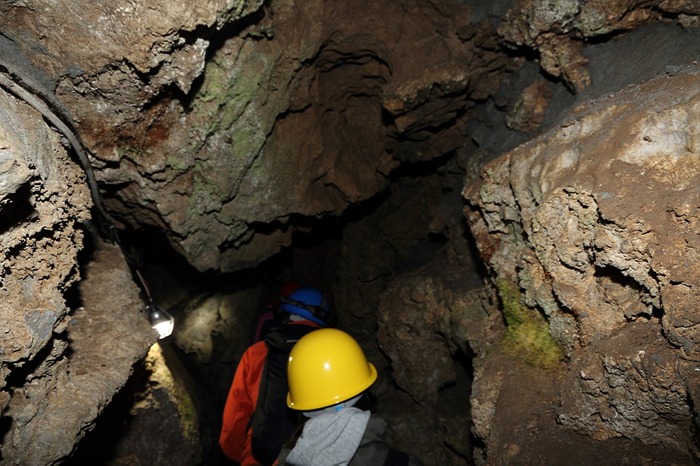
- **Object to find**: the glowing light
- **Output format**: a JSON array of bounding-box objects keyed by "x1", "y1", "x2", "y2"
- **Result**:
[{"x1": 149, "y1": 305, "x2": 175, "y2": 339}]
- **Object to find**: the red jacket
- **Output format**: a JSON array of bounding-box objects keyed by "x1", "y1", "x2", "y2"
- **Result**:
[{"x1": 219, "y1": 321, "x2": 319, "y2": 465}]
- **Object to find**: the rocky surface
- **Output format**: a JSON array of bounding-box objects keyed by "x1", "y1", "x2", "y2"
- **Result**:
[
  {"x1": 0, "y1": 84, "x2": 87, "y2": 462},
  {"x1": 464, "y1": 69, "x2": 700, "y2": 462},
  {"x1": 66, "y1": 343, "x2": 201, "y2": 466},
  {"x1": 0, "y1": 60, "x2": 156, "y2": 463},
  {"x1": 0, "y1": 0, "x2": 698, "y2": 463},
  {"x1": 497, "y1": 0, "x2": 700, "y2": 92},
  {"x1": 1, "y1": 0, "x2": 517, "y2": 273},
  {"x1": 0, "y1": 85, "x2": 90, "y2": 378},
  {"x1": 0, "y1": 239, "x2": 155, "y2": 464},
  {"x1": 376, "y1": 263, "x2": 498, "y2": 464}
]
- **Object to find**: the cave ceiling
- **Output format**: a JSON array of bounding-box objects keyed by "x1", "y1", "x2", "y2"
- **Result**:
[{"x1": 1, "y1": 0, "x2": 696, "y2": 272}]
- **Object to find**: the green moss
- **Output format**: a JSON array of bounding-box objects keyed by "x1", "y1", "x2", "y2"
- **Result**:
[
  {"x1": 187, "y1": 50, "x2": 269, "y2": 202},
  {"x1": 497, "y1": 280, "x2": 563, "y2": 369},
  {"x1": 116, "y1": 145, "x2": 140, "y2": 161},
  {"x1": 192, "y1": 52, "x2": 269, "y2": 137}
]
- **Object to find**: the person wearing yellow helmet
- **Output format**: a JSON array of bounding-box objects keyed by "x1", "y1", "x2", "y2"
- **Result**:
[
  {"x1": 220, "y1": 287, "x2": 335, "y2": 466},
  {"x1": 275, "y1": 328, "x2": 422, "y2": 466}
]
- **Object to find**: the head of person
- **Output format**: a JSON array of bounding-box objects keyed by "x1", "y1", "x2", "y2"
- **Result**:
[
  {"x1": 279, "y1": 287, "x2": 335, "y2": 327},
  {"x1": 285, "y1": 328, "x2": 377, "y2": 414},
  {"x1": 267, "y1": 280, "x2": 303, "y2": 313}
]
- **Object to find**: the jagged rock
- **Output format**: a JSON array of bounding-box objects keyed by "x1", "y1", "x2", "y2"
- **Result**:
[
  {"x1": 505, "y1": 78, "x2": 552, "y2": 133},
  {"x1": 378, "y1": 267, "x2": 496, "y2": 404},
  {"x1": 66, "y1": 343, "x2": 202, "y2": 465},
  {"x1": 464, "y1": 69, "x2": 700, "y2": 460},
  {"x1": 0, "y1": 85, "x2": 89, "y2": 462},
  {"x1": 376, "y1": 261, "x2": 499, "y2": 464},
  {"x1": 559, "y1": 322, "x2": 694, "y2": 449},
  {"x1": 1, "y1": 0, "x2": 520, "y2": 273},
  {"x1": 498, "y1": 0, "x2": 700, "y2": 91},
  {"x1": 1, "y1": 240, "x2": 155, "y2": 464},
  {"x1": 0, "y1": 64, "x2": 155, "y2": 464}
]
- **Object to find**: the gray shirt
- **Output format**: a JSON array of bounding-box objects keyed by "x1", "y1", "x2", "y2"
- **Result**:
[{"x1": 277, "y1": 410, "x2": 423, "y2": 466}]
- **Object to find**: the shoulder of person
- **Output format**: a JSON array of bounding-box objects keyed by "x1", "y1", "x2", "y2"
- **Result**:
[{"x1": 240, "y1": 339, "x2": 269, "y2": 363}]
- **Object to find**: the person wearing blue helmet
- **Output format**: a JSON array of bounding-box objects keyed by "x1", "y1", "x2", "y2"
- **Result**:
[
  {"x1": 220, "y1": 286, "x2": 334, "y2": 466},
  {"x1": 279, "y1": 287, "x2": 335, "y2": 327}
]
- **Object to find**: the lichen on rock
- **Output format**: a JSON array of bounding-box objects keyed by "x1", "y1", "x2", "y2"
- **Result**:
[{"x1": 496, "y1": 279, "x2": 563, "y2": 369}]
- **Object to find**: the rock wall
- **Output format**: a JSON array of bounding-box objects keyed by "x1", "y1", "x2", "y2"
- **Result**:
[
  {"x1": 0, "y1": 54, "x2": 158, "y2": 463},
  {"x1": 498, "y1": 0, "x2": 700, "y2": 92},
  {"x1": 464, "y1": 69, "x2": 700, "y2": 462},
  {"x1": 0, "y1": 86, "x2": 90, "y2": 378},
  {"x1": 376, "y1": 264, "x2": 499, "y2": 464},
  {"x1": 0, "y1": 86, "x2": 81, "y2": 462},
  {"x1": 0, "y1": 0, "x2": 698, "y2": 463},
  {"x1": 0, "y1": 0, "x2": 517, "y2": 273}
]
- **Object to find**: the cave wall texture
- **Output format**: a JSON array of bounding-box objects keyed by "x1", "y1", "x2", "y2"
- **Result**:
[
  {"x1": 463, "y1": 69, "x2": 700, "y2": 464},
  {"x1": 0, "y1": 0, "x2": 699, "y2": 464}
]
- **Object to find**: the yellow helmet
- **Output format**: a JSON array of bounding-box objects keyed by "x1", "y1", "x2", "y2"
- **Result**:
[{"x1": 286, "y1": 328, "x2": 377, "y2": 411}]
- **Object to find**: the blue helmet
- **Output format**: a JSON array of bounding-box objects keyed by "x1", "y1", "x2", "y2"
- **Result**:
[{"x1": 280, "y1": 287, "x2": 333, "y2": 327}]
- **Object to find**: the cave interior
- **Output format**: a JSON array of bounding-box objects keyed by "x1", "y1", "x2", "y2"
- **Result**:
[{"x1": 0, "y1": 0, "x2": 699, "y2": 465}]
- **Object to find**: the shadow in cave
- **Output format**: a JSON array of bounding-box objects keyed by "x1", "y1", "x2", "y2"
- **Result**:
[
  {"x1": 0, "y1": 415, "x2": 9, "y2": 460},
  {"x1": 438, "y1": 346, "x2": 477, "y2": 465},
  {"x1": 65, "y1": 340, "x2": 221, "y2": 465},
  {"x1": 593, "y1": 264, "x2": 662, "y2": 319},
  {"x1": 96, "y1": 224, "x2": 331, "y2": 465},
  {"x1": 3, "y1": 334, "x2": 72, "y2": 390},
  {"x1": 0, "y1": 183, "x2": 34, "y2": 236},
  {"x1": 689, "y1": 391, "x2": 700, "y2": 453},
  {"x1": 64, "y1": 143, "x2": 486, "y2": 464},
  {"x1": 64, "y1": 357, "x2": 151, "y2": 465}
]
